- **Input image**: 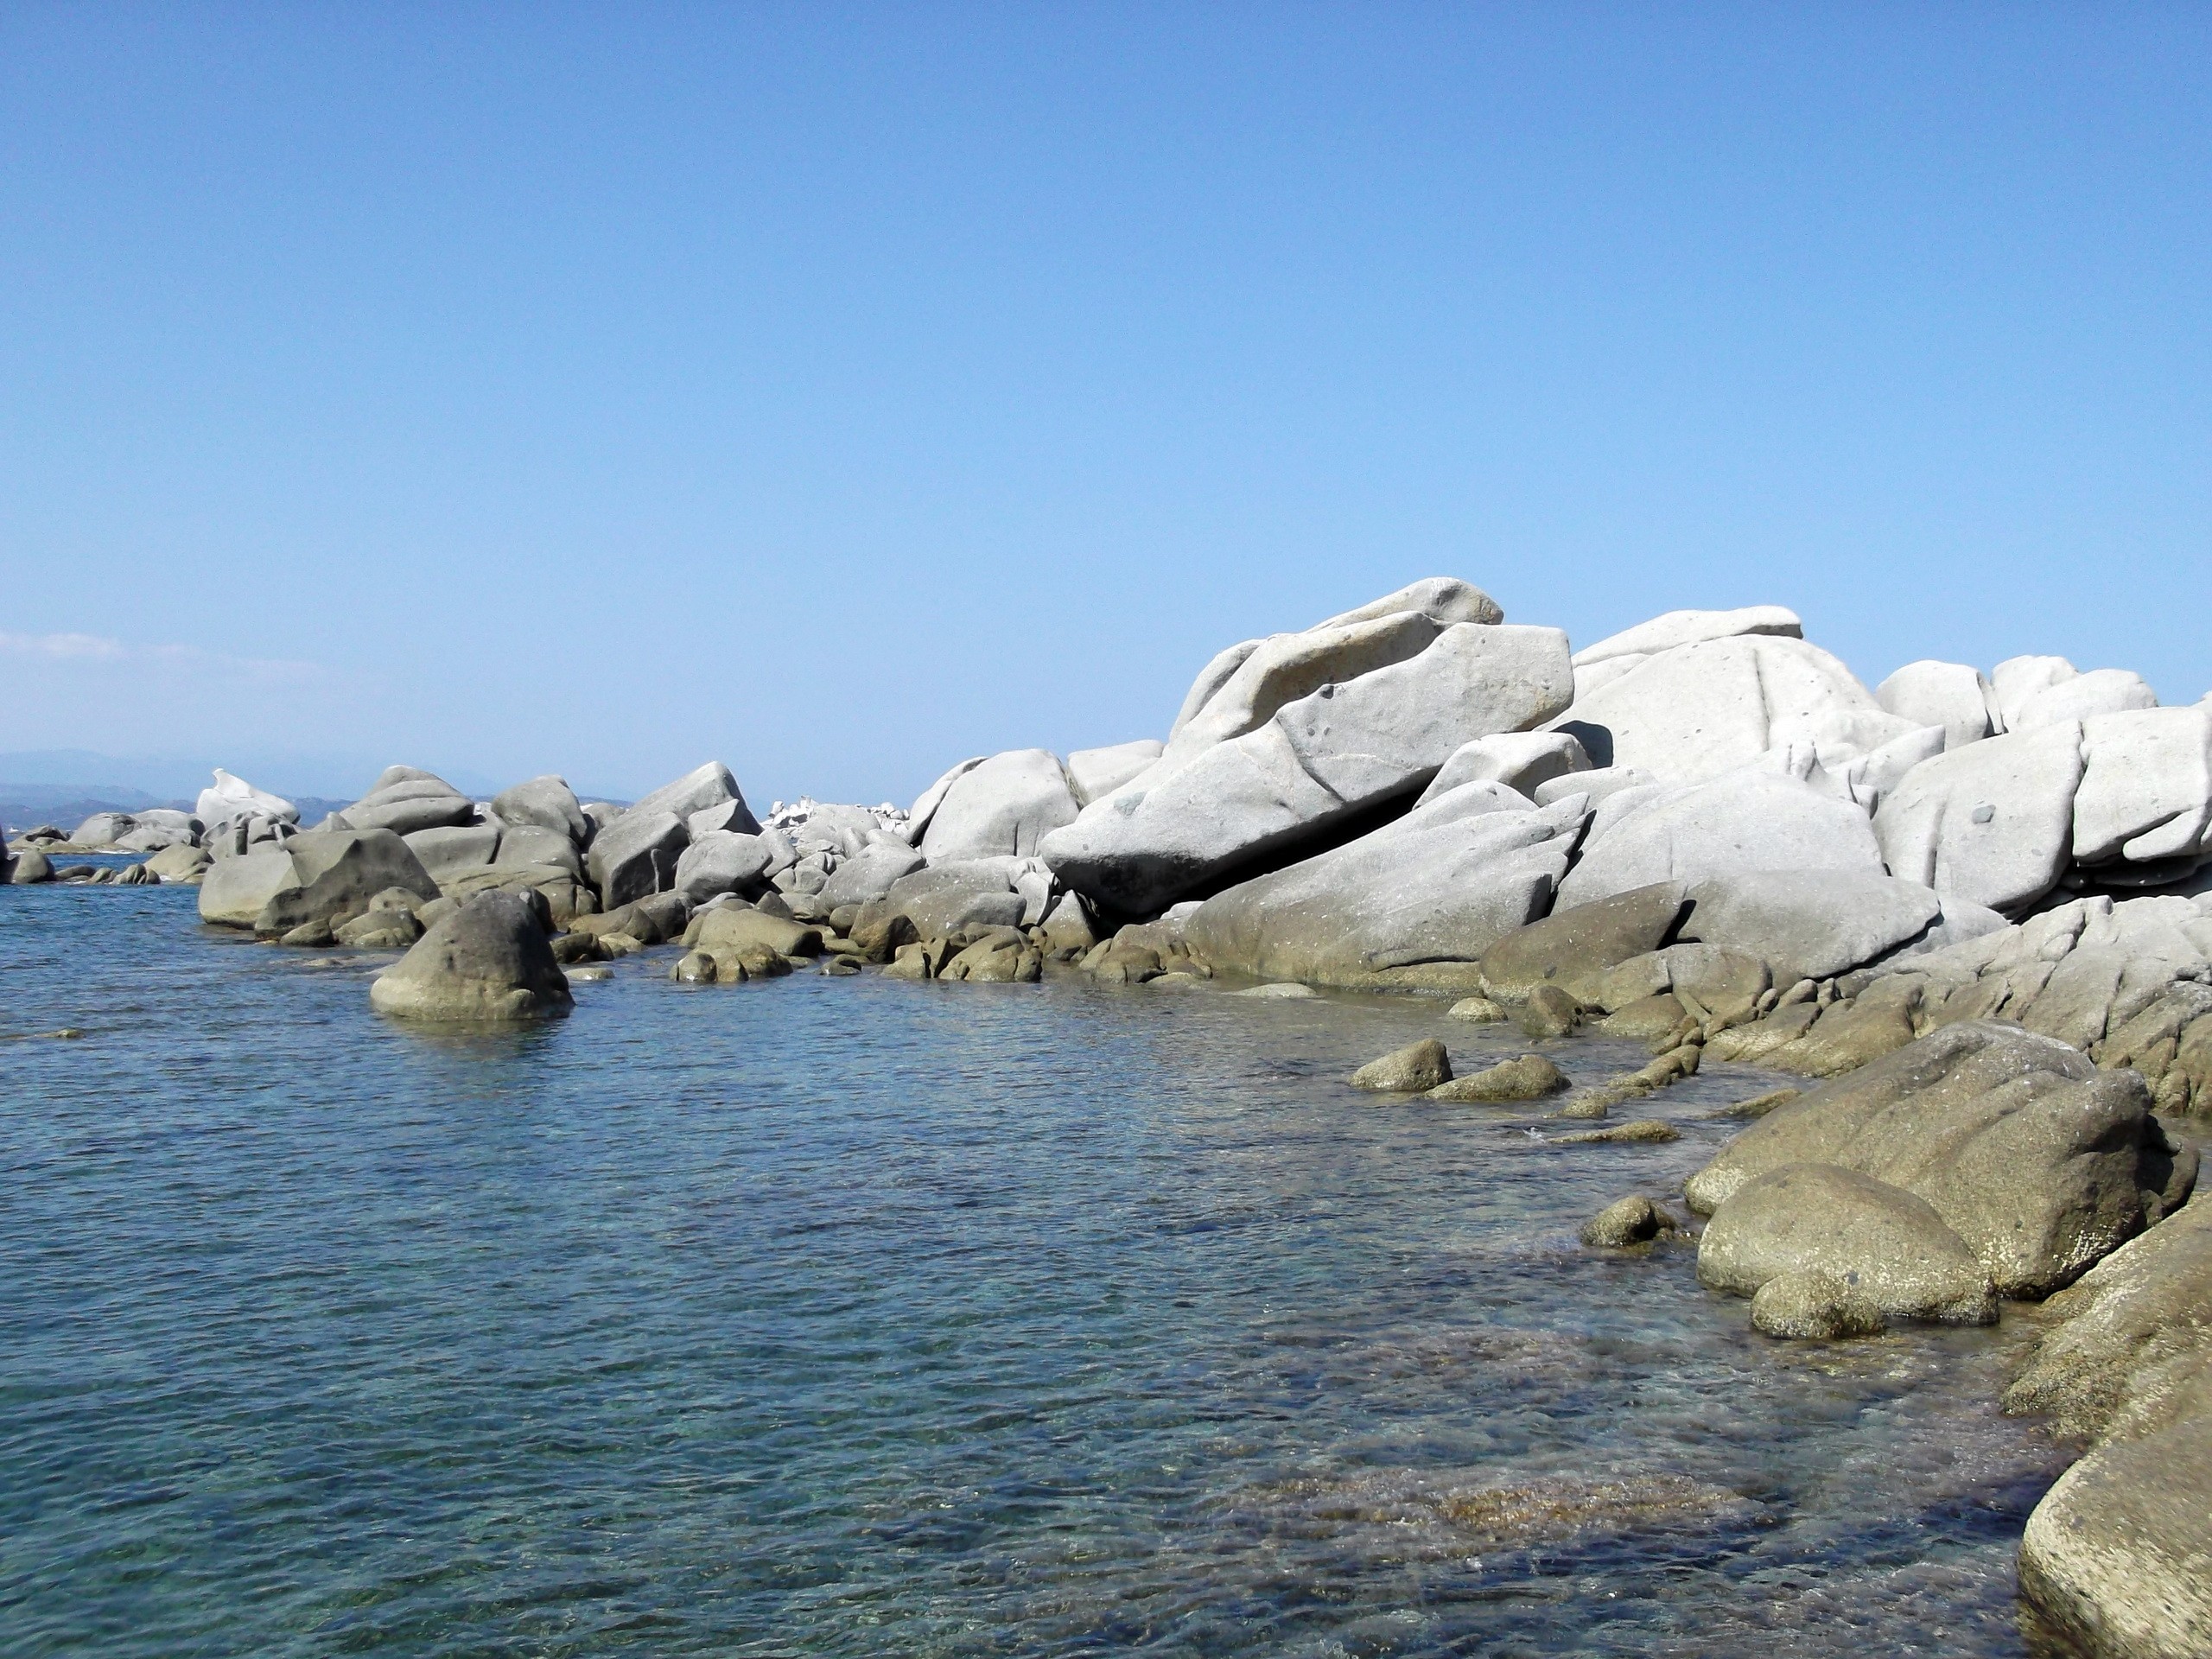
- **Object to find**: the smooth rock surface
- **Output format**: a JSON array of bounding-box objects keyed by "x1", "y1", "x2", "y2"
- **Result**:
[
  {"x1": 1681, "y1": 869, "x2": 1943, "y2": 988},
  {"x1": 1478, "y1": 882, "x2": 1687, "y2": 1001},
  {"x1": 369, "y1": 890, "x2": 573, "y2": 1022},
  {"x1": 1876, "y1": 660, "x2": 1999, "y2": 751},
  {"x1": 1874, "y1": 721, "x2": 2087, "y2": 912},
  {"x1": 1414, "y1": 731, "x2": 1590, "y2": 805},
  {"x1": 1349, "y1": 1039, "x2": 1452, "y2": 1094},
  {"x1": 587, "y1": 809, "x2": 689, "y2": 908},
  {"x1": 920, "y1": 748, "x2": 1081, "y2": 861}
]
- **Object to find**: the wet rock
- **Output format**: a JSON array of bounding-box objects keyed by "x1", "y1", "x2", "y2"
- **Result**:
[
  {"x1": 7, "y1": 849, "x2": 53, "y2": 884},
  {"x1": 1234, "y1": 982, "x2": 1318, "y2": 999},
  {"x1": 1350, "y1": 1039, "x2": 1452, "y2": 1093},
  {"x1": 691, "y1": 906, "x2": 822, "y2": 961},
  {"x1": 1036, "y1": 889, "x2": 1097, "y2": 959},
  {"x1": 1477, "y1": 882, "x2": 1687, "y2": 1001},
  {"x1": 1595, "y1": 991, "x2": 1690, "y2": 1040},
  {"x1": 1447, "y1": 995, "x2": 1507, "y2": 1022},
  {"x1": 1514, "y1": 983, "x2": 1582, "y2": 1039},
  {"x1": 1554, "y1": 1118, "x2": 1681, "y2": 1145},
  {"x1": 1687, "y1": 1021, "x2": 2192, "y2": 1296},
  {"x1": 1699, "y1": 1163, "x2": 1997, "y2": 1325},
  {"x1": 1705, "y1": 1087, "x2": 1801, "y2": 1121},
  {"x1": 1426, "y1": 1053, "x2": 1567, "y2": 1102},
  {"x1": 369, "y1": 890, "x2": 573, "y2": 1022},
  {"x1": 1580, "y1": 1194, "x2": 1672, "y2": 1247},
  {"x1": 939, "y1": 931, "x2": 1043, "y2": 982},
  {"x1": 280, "y1": 918, "x2": 334, "y2": 947},
  {"x1": 1749, "y1": 1269, "x2": 1888, "y2": 1339}
]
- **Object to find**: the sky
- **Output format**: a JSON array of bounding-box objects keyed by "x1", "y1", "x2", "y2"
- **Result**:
[{"x1": 3, "y1": 3, "x2": 2208, "y2": 807}]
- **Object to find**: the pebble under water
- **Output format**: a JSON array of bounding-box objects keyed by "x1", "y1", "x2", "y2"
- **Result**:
[{"x1": 0, "y1": 882, "x2": 2077, "y2": 1656}]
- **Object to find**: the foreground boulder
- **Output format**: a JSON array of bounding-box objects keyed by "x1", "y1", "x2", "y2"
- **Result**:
[
  {"x1": 2007, "y1": 1198, "x2": 2212, "y2": 1658},
  {"x1": 1698, "y1": 1163, "x2": 1997, "y2": 1326},
  {"x1": 369, "y1": 891, "x2": 573, "y2": 1021},
  {"x1": 1041, "y1": 582, "x2": 1572, "y2": 914},
  {"x1": 1182, "y1": 784, "x2": 1587, "y2": 989},
  {"x1": 1686, "y1": 1020, "x2": 2194, "y2": 1296}
]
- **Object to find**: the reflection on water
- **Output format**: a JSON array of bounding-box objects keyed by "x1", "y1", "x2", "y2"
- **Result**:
[{"x1": 0, "y1": 884, "x2": 2069, "y2": 1656}]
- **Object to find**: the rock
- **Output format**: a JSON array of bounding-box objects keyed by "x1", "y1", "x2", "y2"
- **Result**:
[
  {"x1": 1707, "y1": 1087, "x2": 1801, "y2": 1121},
  {"x1": 1876, "y1": 660, "x2": 1999, "y2": 751},
  {"x1": 1572, "y1": 941, "x2": 1771, "y2": 1014},
  {"x1": 861, "y1": 859, "x2": 1028, "y2": 940},
  {"x1": 1680, "y1": 869, "x2": 1943, "y2": 987},
  {"x1": 1554, "y1": 1118, "x2": 1681, "y2": 1145},
  {"x1": 1037, "y1": 889, "x2": 1097, "y2": 958},
  {"x1": 403, "y1": 822, "x2": 502, "y2": 886},
  {"x1": 1350, "y1": 1039, "x2": 1452, "y2": 1094},
  {"x1": 334, "y1": 906, "x2": 423, "y2": 948},
  {"x1": 71, "y1": 810, "x2": 137, "y2": 846},
  {"x1": 440, "y1": 864, "x2": 594, "y2": 928},
  {"x1": 586, "y1": 808, "x2": 688, "y2": 908},
  {"x1": 1873, "y1": 721, "x2": 2088, "y2": 912},
  {"x1": 368, "y1": 890, "x2": 573, "y2": 1021},
  {"x1": 2073, "y1": 707, "x2": 2212, "y2": 866},
  {"x1": 1065, "y1": 740, "x2": 1165, "y2": 806},
  {"x1": 1180, "y1": 785, "x2": 1587, "y2": 989},
  {"x1": 195, "y1": 768, "x2": 297, "y2": 830},
  {"x1": 1447, "y1": 995, "x2": 1507, "y2": 1021},
  {"x1": 1476, "y1": 882, "x2": 1688, "y2": 1001},
  {"x1": 249, "y1": 829, "x2": 443, "y2": 938},
  {"x1": 1580, "y1": 1195, "x2": 1673, "y2": 1247},
  {"x1": 918, "y1": 749, "x2": 1079, "y2": 861},
  {"x1": 672, "y1": 830, "x2": 776, "y2": 904},
  {"x1": 341, "y1": 766, "x2": 478, "y2": 836},
  {"x1": 1596, "y1": 992, "x2": 1689, "y2": 1039},
  {"x1": 143, "y1": 842, "x2": 211, "y2": 884},
  {"x1": 691, "y1": 905, "x2": 823, "y2": 961},
  {"x1": 1990, "y1": 655, "x2": 2079, "y2": 729},
  {"x1": 1311, "y1": 575, "x2": 1505, "y2": 632},
  {"x1": 1686, "y1": 1020, "x2": 2193, "y2": 1295},
  {"x1": 1550, "y1": 633, "x2": 1920, "y2": 784},
  {"x1": 113, "y1": 810, "x2": 203, "y2": 853},
  {"x1": 939, "y1": 931, "x2": 1043, "y2": 982},
  {"x1": 1426, "y1": 1054, "x2": 1567, "y2": 1102},
  {"x1": 630, "y1": 762, "x2": 759, "y2": 832},
  {"x1": 491, "y1": 823, "x2": 584, "y2": 879},
  {"x1": 1571, "y1": 605, "x2": 1804, "y2": 670},
  {"x1": 1042, "y1": 618, "x2": 1575, "y2": 914},
  {"x1": 491, "y1": 775, "x2": 590, "y2": 844},
  {"x1": 1233, "y1": 982, "x2": 1318, "y2": 999},
  {"x1": 1556, "y1": 772, "x2": 1888, "y2": 911},
  {"x1": 1414, "y1": 731, "x2": 1591, "y2": 805},
  {"x1": 1699, "y1": 1163, "x2": 1997, "y2": 1324},
  {"x1": 2018, "y1": 1360, "x2": 2212, "y2": 1659},
  {"x1": 7, "y1": 849, "x2": 54, "y2": 884},
  {"x1": 2009, "y1": 667, "x2": 2159, "y2": 733},
  {"x1": 1531, "y1": 765, "x2": 1661, "y2": 810},
  {"x1": 903, "y1": 757, "x2": 988, "y2": 844},
  {"x1": 280, "y1": 918, "x2": 334, "y2": 947},
  {"x1": 816, "y1": 841, "x2": 927, "y2": 911},
  {"x1": 1514, "y1": 984, "x2": 1582, "y2": 1039},
  {"x1": 1748, "y1": 1269, "x2": 1889, "y2": 1339}
]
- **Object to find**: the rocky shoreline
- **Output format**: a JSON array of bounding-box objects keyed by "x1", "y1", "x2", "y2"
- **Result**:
[{"x1": 10, "y1": 575, "x2": 2211, "y2": 1656}]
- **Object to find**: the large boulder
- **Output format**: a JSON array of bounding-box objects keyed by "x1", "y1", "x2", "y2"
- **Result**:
[
  {"x1": 339, "y1": 766, "x2": 478, "y2": 836},
  {"x1": 2006, "y1": 1195, "x2": 2212, "y2": 1658},
  {"x1": 587, "y1": 809, "x2": 688, "y2": 908},
  {"x1": 1475, "y1": 881, "x2": 1688, "y2": 1001},
  {"x1": 1548, "y1": 633, "x2": 1922, "y2": 785},
  {"x1": 245, "y1": 829, "x2": 444, "y2": 937},
  {"x1": 1568, "y1": 604, "x2": 1803, "y2": 682},
  {"x1": 1679, "y1": 869, "x2": 1943, "y2": 988},
  {"x1": 904, "y1": 757, "x2": 988, "y2": 845},
  {"x1": 71, "y1": 810, "x2": 137, "y2": 846},
  {"x1": 630, "y1": 762, "x2": 759, "y2": 833},
  {"x1": 491, "y1": 775, "x2": 590, "y2": 845},
  {"x1": 1065, "y1": 740, "x2": 1164, "y2": 806},
  {"x1": 1182, "y1": 785, "x2": 1587, "y2": 988},
  {"x1": 919, "y1": 748, "x2": 1081, "y2": 861},
  {"x1": 113, "y1": 808, "x2": 202, "y2": 853},
  {"x1": 1685, "y1": 1020, "x2": 2193, "y2": 1296},
  {"x1": 492, "y1": 823, "x2": 585, "y2": 879},
  {"x1": 1875, "y1": 659, "x2": 1999, "y2": 751},
  {"x1": 403, "y1": 823, "x2": 502, "y2": 886},
  {"x1": 368, "y1": 890, "x2": 573, "y2": 1022},
  {"x1": 1873, "y1": 721, "x2": 2087, "y2": 912},
  {"x1": 816, "y1": 841, "x2": 926, "y2": 911},
  {"x1": 1554, "y1": 771, "x2": 1887, "y2": 910},
  {"x1": 2008, "y1": 666, "x2": 2160, "y2": 732},
  {"x1": 196, "y1": 846, "x2": 302, "y2": 925},
  {"x1": 143, "y1": 842, "x2": 213, "y2": 884},
  {"x1": 2073, "y1": 706, "x2": 2212, "y2": 867},
  {"x1": 860, "y1": 859, "x2": 1031, "y2": 939},
  {"x1": 673, "y1": 830, "x2": 777, "y2": 904},
  {"x1": 1698, "y1": 1163, "x2": 1997, "y2": 1325},
  {"x1": 1043, "y1": 618, "x2": 1574, "y2": 914}
]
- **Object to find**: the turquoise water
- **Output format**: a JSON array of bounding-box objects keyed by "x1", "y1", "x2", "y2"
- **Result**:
[{"x1": 1, "y1": 882, "x2": 2070, "y2": 1656}]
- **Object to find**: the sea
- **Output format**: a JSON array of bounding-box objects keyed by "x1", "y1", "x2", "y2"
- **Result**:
[{"x1": 0, "y1": 874, "x2": 2075, "y2": 1656}]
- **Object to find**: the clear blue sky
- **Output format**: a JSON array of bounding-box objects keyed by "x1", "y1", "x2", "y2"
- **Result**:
[{"x1": 4, "y1": 4, "x2": 2207, "y2": 805}]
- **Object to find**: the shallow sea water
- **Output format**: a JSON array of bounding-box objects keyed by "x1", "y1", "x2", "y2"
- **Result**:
[{"x1": 0, "y1": 882, "x2": 2075, "y2": 1656}]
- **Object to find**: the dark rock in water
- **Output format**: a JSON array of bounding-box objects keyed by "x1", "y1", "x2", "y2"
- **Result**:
[
  {"x1": 938, "y1": 931, "x2": 1041, "y2": 982},
  {"x1": 8, "y1": 850, "x2": 54, "y2": 884},
  {"x1": 1350, "y1": 1039, "x2": 1452, "y2": 1094},
  {"x1": 1514, "y1": 983, "x2": 1582, "y2": 1039},
  {"x1": 251, "y1": 829, "x2": 442, "y2": 939},
  {"x1": 1687, "y1": 1020, "x2": 2194, "y2": 1296},
  {"x1": 1596, "y1": 990, "x2": 1688, "y2": 1039},
  {"x1": 280, "y1": 918, "x2": 335, "y2": 947},
  {"x1": 1699, "y1": 1163, "x2": 1996, "y2": 1326},
  {"x1": 1427, "y1": 1054, "x2": 1567, "y2": 1103},
  {"x1": 1705, "y1": 1087, "x2": 1801, "y2": 1121},
  {"x1": 1479, "y1": 883, "x2": 1686, "y2": 1001},
  {"x1": 1554, "y1": 1118, "x2": 1680, "y2": 1145},
  {"x1": 369, "y1": 890, "x2": 573, "y2": 1022},
  {"x1": 1580, "y1": 1194, "x2": 1669, "y2": 1247}
]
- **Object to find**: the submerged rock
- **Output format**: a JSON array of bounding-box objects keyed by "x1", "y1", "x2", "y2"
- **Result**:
[
  {"x1": 1350, "y1": 1039, "x2": 1452, "y2": 1094},
  {"x1": 1426, "y1": 1053, "x2": 1567, "y2": 1103}
]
